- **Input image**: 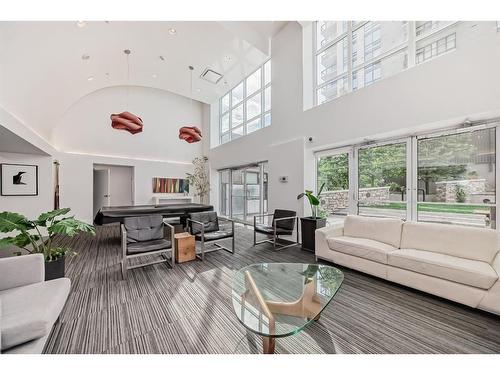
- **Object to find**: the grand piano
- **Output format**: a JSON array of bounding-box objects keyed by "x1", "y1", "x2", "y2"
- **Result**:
[{"x1": 94, "y1": 203, "x2": 214, "y2": 225}]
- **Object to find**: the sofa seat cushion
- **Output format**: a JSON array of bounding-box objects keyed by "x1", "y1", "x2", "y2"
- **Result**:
[
  {"x1": 0, "y1": 277, "x2": 70, "y2": 351},
  {"x1": 327, "y1": 236, "x2": 397, "y2": 264},
  {"x1": 343, "y1": 215, "x2": 403, "y2": 248},
  {"x1": 127, "y1": 239, "x2": 171, "y2": 254},
  {"x1": 388, "y1": 249, "x2": 498, "y2": 290}
]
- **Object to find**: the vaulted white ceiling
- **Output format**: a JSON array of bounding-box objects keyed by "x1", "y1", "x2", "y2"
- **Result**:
[{"x1": 0, "y1": 21, "x2": 287, "y2": 139}]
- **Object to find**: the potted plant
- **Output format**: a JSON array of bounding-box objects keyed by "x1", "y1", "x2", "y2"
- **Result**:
[
  {"x1": 297, "y1": 183, "x2": 327, "y2": 252},
  {"x1": 186, "y1": 156, "x2": 210, "y2": 205},
  {"x1": 0, "y1": 208, "x2": 95, "y2": 280}
]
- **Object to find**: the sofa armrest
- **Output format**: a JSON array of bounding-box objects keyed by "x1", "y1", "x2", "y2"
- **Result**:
[
  {"x1": 315, "y1": 223, "x2": 344, "y2": 259},
  {"x1": 0, "y1": 253, "x2": 44, "y2": 291},
  {"x1": 493, "y1": 251, "x2": 500, "y2": 276}
]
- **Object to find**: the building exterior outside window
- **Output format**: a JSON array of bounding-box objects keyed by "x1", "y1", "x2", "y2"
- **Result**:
[{"x1": 314, "y1": 21, "x2": 465, "y2": 105}]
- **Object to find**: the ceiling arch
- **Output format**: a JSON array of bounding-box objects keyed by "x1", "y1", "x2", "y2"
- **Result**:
[{"x1": 0, "y1": 21, "x2": 287, "y2": 140}]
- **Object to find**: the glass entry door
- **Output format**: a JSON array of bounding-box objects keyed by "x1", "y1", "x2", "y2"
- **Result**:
[
  {"x1": 219, "y1": 162, "x2": 269, "y2": 224},
  {"x1": 316, "y1": 149, "x2": 354, "y2": 218},
  {"x1": 357, "y1": 140, "x2": 409, "y2": 219}
]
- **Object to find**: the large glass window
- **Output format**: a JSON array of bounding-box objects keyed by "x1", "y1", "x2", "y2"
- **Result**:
[
  {"x1": 358, "y1": 142, "x2": 408, "y2": 219},
  {"x1": 315, "y1": 122, "x2": 498, "y2": 229},
  {"x1": 219, "y1": 60, "x2": 271, "y2": 145},
  {"x1": 315, "y1": 21, "x2": 461, "y2": 105},
  {"x1": 317, "y1": 152, "x2": 351, "y2": 216},
  {"x1": 417, "y1": 128, "x2": 496, "y2": 228},
  {"x1": 219, "y1": 162, "x2": 269, "y2": 224}
]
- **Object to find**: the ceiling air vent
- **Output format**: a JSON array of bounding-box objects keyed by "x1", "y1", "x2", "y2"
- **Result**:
[{"x1": 200, "y1": 68, "x2": 223, "y2": 84}]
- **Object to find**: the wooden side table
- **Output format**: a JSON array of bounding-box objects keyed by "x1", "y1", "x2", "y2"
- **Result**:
[{"x1": 174, "y1": 232, "x2": 196, "y2": 263}]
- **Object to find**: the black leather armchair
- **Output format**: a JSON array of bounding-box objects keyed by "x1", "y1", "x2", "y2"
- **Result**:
[
  {"x1": 187, "y1": 211, "x2": 235, "y2": 261},
  {"x1": 120, "y1": 215, "x2": 175, "y2": 278},
  {"x1": 253, "y1": 209, "x2": 299, "y2": 250}
]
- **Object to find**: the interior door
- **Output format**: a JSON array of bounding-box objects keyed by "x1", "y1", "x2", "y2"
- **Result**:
[{"x1": 93, "y1": 169, "x2": 110, "y2": 217}]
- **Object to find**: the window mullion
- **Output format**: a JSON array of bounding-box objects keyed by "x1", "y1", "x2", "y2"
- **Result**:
[
  {"x1": 408, "y1": 21, "x2": 416, "y2": 68},
  {"x1": 347, "y1": 22, "x2": 353, "y2": 93}
]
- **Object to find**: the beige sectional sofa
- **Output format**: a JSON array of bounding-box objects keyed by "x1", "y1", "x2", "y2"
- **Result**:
[
  {"x1": 315, "y1": 215, "x2": 500, "y2": 315},
  {"x1": 0, "y1": 254, "x2": 70, "y2": 354}
]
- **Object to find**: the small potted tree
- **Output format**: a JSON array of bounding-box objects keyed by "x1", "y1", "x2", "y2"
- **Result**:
[
  {"x1": 297, "y1": 183, "x2": 327, "y2": 252},
  {"x1": 0, "y1": 208, "x2": 95, "y2": 280}
]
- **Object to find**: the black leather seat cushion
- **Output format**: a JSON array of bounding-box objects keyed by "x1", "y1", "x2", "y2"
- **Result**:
[
  {"x1": 124, "y1": 215, "x2": 164, "y2": 243},
  {"x1": 195, "y1": 229, "x2": 233, "y2": 241},
  {"x1": 254, "y1": 224, "x2": 293, "y2": 236},
  {"x1": 188, "y1": 211, "x2": 219, "y2": 234},
  {"x1": 127, "y1": 239, "x2": 172, "y2": 254}
]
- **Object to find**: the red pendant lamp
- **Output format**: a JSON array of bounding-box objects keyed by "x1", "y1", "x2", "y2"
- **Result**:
[
  {"x1": 179, "y1": 65, "x2": 202, "y2": 143},
  {"x1": 111, "y1": 49, "x2": 143, "y2": 135}
]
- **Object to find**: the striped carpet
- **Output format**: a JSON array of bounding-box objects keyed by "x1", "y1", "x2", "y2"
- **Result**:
[{"x1": 43, "y1": 224, "x2": 500, "y2": 354}]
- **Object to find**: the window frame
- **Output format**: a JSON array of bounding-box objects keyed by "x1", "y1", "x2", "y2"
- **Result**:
[
  {"x1": 219, "y1": 59, "x2": 271, "y2": 145},
  {"x1": 313, "y1": 21, "x2": 459, "y2": 106},
  {"x1": 314, "y1": 121, "x2": 499, "y2": 230}
]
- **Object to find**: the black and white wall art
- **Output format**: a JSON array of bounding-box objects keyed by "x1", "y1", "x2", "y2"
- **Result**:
[{"x1": 1, "y1": 163, "x2": 38, "y2": 196}]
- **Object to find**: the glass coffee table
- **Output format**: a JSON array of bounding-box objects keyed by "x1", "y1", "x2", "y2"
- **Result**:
[{"x1": 232, "y1": 263, "x2": 344, "y2": 354}]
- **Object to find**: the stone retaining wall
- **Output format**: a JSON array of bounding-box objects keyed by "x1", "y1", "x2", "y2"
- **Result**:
[
  {"x1": 435, "y1": 179, "x2": 486, "y2": 203},
  {"x1": 320, "y1": 187, "x2": 390, "y2": 212}
]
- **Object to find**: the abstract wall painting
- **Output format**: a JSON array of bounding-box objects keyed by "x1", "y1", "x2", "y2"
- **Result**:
[
  {"x1": 152, "y1": 177, "x2": 189, "y2": 194},
  {"x1": 1, "y1": 163, "x2": 38, "y2": 196}
]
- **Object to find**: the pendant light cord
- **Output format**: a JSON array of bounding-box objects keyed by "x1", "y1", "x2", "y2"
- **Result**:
[{"x1": 189, "y1": 65, "x2": 194, "y2": 113}]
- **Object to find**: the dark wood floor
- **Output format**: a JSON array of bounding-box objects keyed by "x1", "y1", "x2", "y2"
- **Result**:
[{"x1": 44, "y1": 224, "x2": 500, "y2": 354}]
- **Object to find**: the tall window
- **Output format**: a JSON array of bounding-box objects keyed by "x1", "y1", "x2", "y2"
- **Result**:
[
  {"x1": 219, "y1": 162, "x2": 268, "y2": 223},
  {"x1": 315, "y1": 21, "x2": 461, "y2": 105},
  {"x1": 219, "y1": 60, "x2": 271, "y2": 145},
  {"x1": 315, "y1": 122, "x2": 498, "y2": 229}
]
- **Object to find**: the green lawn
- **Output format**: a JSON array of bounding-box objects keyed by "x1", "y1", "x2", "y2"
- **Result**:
[{"x1": 363, "y1": 202, "x2": 491, "y2": 214}]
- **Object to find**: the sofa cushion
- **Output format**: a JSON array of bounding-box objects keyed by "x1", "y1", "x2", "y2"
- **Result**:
[
  {"x1": 388, "y1": 249, "x2": 498, "y2": 290},
  {"x1": 0, "y1": 278, "x2": 70, "y2": 351},
  {"x1": 343, "y1": 215, "x2": 403, "y2": 248},
  {"x1": 327, "y1": 236, "x2": 397, "y2": 264},
  {"x1": 401, "y1": 222, "x2": 499, "y2": 263}
]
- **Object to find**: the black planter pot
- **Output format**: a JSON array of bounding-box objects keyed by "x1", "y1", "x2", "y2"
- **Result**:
[
  {"x1": 45, "y1": 256, "x2": 65, "y2": 281},
  {"x1": 300, "y1": 217, "x2": 327, "y2": 252}
]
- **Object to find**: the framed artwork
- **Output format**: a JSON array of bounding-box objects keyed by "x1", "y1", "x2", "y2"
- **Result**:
[
  {"x1": 152, "y1": 177, "x2": 189, "y2": 194},
  {"x1": 1, "y1": 163, "x2": 39, "y2": 196}
]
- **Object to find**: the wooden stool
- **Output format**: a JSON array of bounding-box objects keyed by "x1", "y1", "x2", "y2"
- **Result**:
[{"x1": 174, "y1": 232, "x2": 196, "y2": 263}]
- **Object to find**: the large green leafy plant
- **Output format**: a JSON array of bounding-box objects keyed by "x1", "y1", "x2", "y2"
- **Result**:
[
  {"x1": 0, "y1": 208, "x2": 95, "y2": 262},
  {"x1": 297, "y1": 183, "x2": 326, "y2": 219}
]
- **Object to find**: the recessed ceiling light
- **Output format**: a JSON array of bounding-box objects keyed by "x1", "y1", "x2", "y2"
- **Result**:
[
  {"x1": 81, "y1": 54, "x2": 90, "y2": 60},
  {"x1": 196, "y1": 88, "x2": 201, "y2": 92},
  {"x1": 168, "y1": 28, "x2": 177, "y2": 35},
  {"x1": 87, "y1": 76, "x2": 94, "y2": 81},
  {"x1": 77, "y1": 21, "x2": 86, "y2": 28},
  {"x1": 152, "y1": 74, "x2": 158, "y2": 78}
]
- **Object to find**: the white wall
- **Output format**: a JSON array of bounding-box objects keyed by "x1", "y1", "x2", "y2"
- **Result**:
[
  {"x1": 52, "y1": 86, "x2": 204, "y2": 163},
  {"x1": 208, "y1": 21, "x2": 500, "y2": 217},
  {"x1": 50, "y1": 85, "x2": 207, "y2": 223},
  {"x1": 0, "y1": 152, "x2": 53, "y2": 220},
  {"x1": 0, "y1": 107, "x2": 56, "y2": 223},
  {"x1": 60, "y1": 153, "x2": 194, "y2": 224}
]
